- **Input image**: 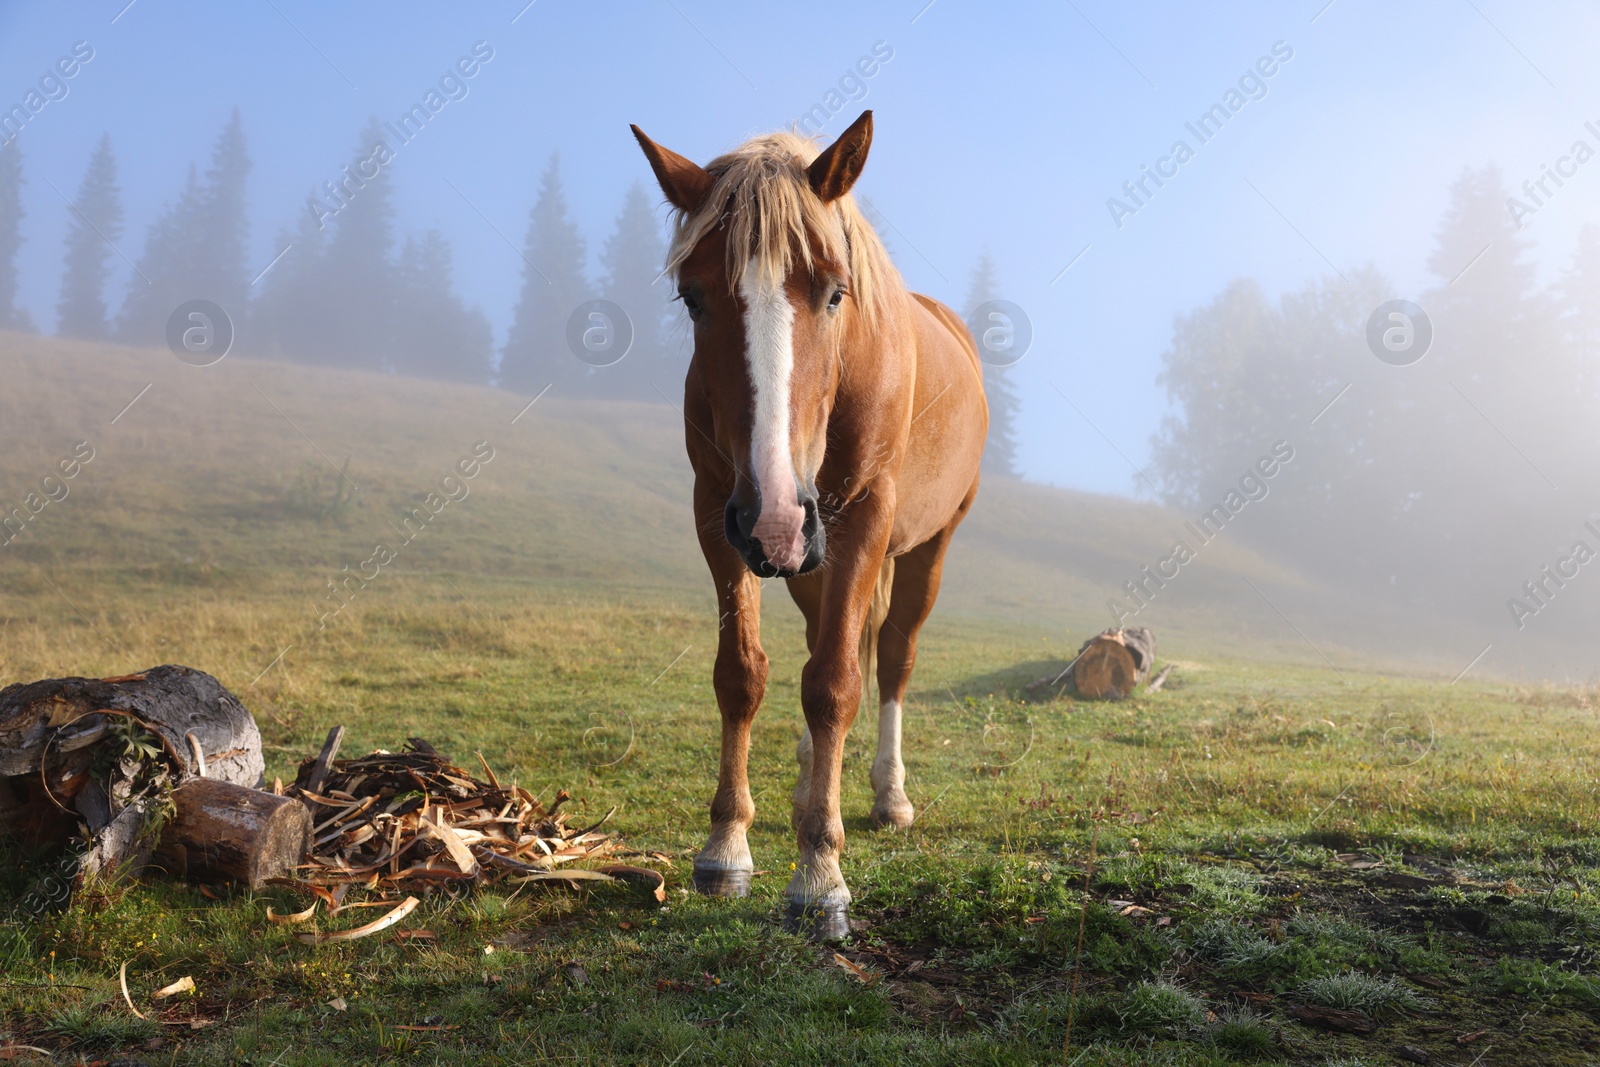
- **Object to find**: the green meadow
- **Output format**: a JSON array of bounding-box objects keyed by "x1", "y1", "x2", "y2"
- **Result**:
[{"x1": 1, "y1": 334, "x2": 1597, "y2": 1065}]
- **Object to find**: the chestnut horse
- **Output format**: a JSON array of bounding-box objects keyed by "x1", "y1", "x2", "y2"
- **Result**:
[{"x1": 631, "y1": 111, "x2": 987, "y2": 938}]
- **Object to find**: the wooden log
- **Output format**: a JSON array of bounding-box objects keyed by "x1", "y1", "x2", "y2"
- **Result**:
[
  {"x1": 0, "y1": 665, "x2": 269, "y2": 884},
  {"x1": 2, "y1": 777, "x2": 78, "y2": 850},
  {"x1": 151, "y1": 778, "x2": 311, "y2": 889},
  {"x1": 0, "y1": 664, "x2": 263, "y2": 787},
  {"x1": 1071, "y1": 627, "x2": 1157, "y2": 700},
  {"x1": 81, "y1": 798, "x2": 157, "y2": 883}
]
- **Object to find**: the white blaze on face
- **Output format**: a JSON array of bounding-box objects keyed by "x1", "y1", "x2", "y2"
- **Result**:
[{"x1": 739, "y1": 259, "x2": 806, "y2": 572}]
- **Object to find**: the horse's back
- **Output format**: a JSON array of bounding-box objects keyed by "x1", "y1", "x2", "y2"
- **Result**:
[
  {"x1": 910, "y1": 293, "x2": 981, "y2": 368},
  {"x1": 885, "y1": 292, "x2": 988, "y2": 554}
]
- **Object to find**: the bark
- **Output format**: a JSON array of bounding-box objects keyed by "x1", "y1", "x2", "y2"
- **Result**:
[{"x1": 151, "y1": 778, "x2": 311, "y2": 888}]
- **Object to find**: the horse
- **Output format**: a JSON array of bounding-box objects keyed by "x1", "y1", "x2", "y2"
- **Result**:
[{"x1": 630, "y1": 110, "x2": 988, "y2": 938}]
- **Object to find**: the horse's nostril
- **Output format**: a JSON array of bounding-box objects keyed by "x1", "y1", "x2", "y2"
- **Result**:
[{"x1": 724, "y1": 497, "x2": 761, "y2": 542}]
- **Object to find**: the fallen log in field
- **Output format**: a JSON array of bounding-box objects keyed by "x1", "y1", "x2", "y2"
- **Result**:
[
  {"x1": 0, "y1": 665, "x2": 299, "y2": 888},
  {"x1": 1029, "y1": 628, "x2": 1163, "y2": 701},
  {"x1": 1071, "y1": 627, "x2": 1156, "y2": 699},
  {"x1": 153, "y1": 778, "x2": 311, "y2": 888}
]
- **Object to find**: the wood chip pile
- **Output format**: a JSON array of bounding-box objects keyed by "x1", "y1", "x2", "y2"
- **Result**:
[{"x1": 285, "y1": 735, "x2": 623, "y2": 891}]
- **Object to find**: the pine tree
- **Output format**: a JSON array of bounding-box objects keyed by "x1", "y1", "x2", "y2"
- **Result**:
[
  {"x1": 194, "y1": 109, "x2": 251, "y2": 319},
  {"x1": 965, "y1": 252, "x2": 1021, "y2": 478},
  {"x1": 391, "y1": 230, "x2": 493, "y2": 383},
  {"x1": 118, "y1": 163, "x2": 205, "y2": 344},
  {"x1": 56, "y1": 134, "x2": 122, "y2": 339},
  {"x1": 117, "y1": 114, "x2": 250, "y2": 344},
  {"x1": 0, "y1": 140, "x2": 31, "y2": 331},
  {"x1": 249, "y1": 203, "x2": 327, "y2": 362},
  {"x1": 1559, "y1": 224, "x2": 1600, "y2": 412},
  {"x1": 502, "y1": 153, "x2": 588, "y2": 394},
  {"x1": 597, "y1": 180, "x2": 671, "y2": 398},
  {"x1": 1410, "y1": 166, "x2": 1567, "y2": 528},
  {"x1": 1423, "y1": 165, "x2": 1541, "y2": 387},
  {"x1": 316, "y1": 118, "x2": 396, "y2": 371}
]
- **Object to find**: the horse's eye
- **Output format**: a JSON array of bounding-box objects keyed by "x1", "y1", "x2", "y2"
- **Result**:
[
  {"x1": 827, "y1": 288, "x2": 846, "y2": 311},
  {"x1": 682, "y1": 294, "x2": 702, "y2": 321}
]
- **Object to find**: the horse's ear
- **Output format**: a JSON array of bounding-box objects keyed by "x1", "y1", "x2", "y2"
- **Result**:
[
  {"x1": 631, "y1": 125, "x2": 714, "y2": 212},
  {"x1": 808, "y1": 110, "x2": 873, "y2": 203}
]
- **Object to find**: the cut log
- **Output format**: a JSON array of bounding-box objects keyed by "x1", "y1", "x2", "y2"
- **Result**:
[
  {"x1": 151, "y1": 778, "x2": 311, "y2": 889},
  {"x1": 1071, "y1": 627, "x2": 1157, "y2": 700},
  {"x1": 0, "y1": 664, "x2": 263, "y2": 787},
  {"x1": 0, "y1": 665, "x2": 269, "y2": 887},
  {"x1": 1285, "y1": 1003, "x2": 1376, "y2": 1034}
]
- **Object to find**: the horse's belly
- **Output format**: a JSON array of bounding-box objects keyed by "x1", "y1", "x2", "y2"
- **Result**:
[{"x1": 887, "y1": 384, "x2": 985, "y2": 554}]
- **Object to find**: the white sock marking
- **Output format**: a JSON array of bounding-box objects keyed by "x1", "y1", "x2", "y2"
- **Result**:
[{"x1": 872, "y1": 698, "x2": 906, "y2": 795}]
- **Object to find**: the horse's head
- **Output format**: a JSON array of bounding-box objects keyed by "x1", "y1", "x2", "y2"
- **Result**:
[{"x1": 631, "y1": 112, "x2": 888, "y2": 579}]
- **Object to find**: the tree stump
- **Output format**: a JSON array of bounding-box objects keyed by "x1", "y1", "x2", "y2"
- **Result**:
[
  {"x1": 0, "y1": 665, "x2": 287, "y2": 888},
  {"x1": 152, "y1": 778, "x2": 311, "y2": 888},
  {"x1": 1071, "y1": 628, "x2": 1156, "y2": 700}
]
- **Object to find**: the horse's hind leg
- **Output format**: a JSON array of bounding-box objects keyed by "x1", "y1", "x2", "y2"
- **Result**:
[{"x1": 869, "y1": 524, "x2": 959, "y2": 829}]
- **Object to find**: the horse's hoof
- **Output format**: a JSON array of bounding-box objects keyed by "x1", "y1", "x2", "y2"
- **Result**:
[
  {"x1": 692, "y1": 863, "x2": 752, "y2": 897},
  {"x1": 783, "y1": 898, "x2": 851, "y2": 941},
  {"x1": 869, "y1": 801, "x2": 915, "y2": 830}
]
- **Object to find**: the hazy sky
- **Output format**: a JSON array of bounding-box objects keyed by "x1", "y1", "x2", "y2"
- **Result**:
[{"x1": 4, "y1": 0, "x2": 1600, "y2": 495}]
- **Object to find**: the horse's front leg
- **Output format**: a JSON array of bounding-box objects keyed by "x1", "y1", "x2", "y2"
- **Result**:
[
  {"x1": 785, "y1": 512, "x2": 891, "y2": 938},
  {"x1": 692, "y1": 547, "x2": 767, "y2": 897}
]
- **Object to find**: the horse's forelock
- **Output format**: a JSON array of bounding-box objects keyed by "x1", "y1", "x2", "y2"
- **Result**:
[{"x1": 663, "y1": 131, "x2": 899, "y2": 324}]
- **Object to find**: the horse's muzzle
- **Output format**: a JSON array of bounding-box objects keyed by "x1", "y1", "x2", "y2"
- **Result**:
[{"x1": 725, "y1": 491, "x2": 825, "y2": 578}]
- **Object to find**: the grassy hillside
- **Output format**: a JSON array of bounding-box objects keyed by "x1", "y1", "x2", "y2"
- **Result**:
[{"x1": 0, "y1": 331, "x2": 1486, "y2": 684}]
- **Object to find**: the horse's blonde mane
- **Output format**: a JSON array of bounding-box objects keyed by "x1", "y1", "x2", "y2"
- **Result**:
[{"x1": 663, "y1": 130, "x2": 901, "y2": 325}]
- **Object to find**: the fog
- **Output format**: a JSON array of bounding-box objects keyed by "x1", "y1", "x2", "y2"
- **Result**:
[{"x1": 4, "y1": 1, "x2": 1600, "y2": 680}]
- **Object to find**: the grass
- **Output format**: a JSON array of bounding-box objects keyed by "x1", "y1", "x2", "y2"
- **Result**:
[
  {"x1": 0, "y1": 336, "x2": 1598, "y2": 1063},
  {"x1": 1205, "y1": 1008, "x2": 1275, "y2": 1056},
  {"x1": 1293, "y1": 974, "x2": 1423, "y2": 1016},
  {"x1": 2, "y1": 572, "x2": 1596, "y2": 1063}
]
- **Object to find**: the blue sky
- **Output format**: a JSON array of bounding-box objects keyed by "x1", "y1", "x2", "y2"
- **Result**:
[{"x1": 3, "y1": 0, "x2": 1599, "y2": 495}]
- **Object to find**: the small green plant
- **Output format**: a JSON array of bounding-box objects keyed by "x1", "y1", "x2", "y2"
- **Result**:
[
  {"x1": 44, "y1": 1004, "x2": 158, "y2": 1051},
  {"x1": 1188, "y1": 863, "x2": 1266, "y2": 916},
  {"x1": 104, "y1": 714, "x2": 162, "y2": 763},
  {"x1": 1496, "y1": 957, "x2": 1600, "y2": 1006},
  {"x1": 1206, "y1": 1007, "x2": 1274, "y2": 1055},
  {"x1": 1116, "y1": 980, "x2": 1207, "y2": 1034},
  {"x1": 285, "y1": 457, "x2": 362, "y2": 521},
  {"x1": 1186, "y1": 918, "x2": 1281, "y2": 971},
  {"x1": 1296, "y1": 972, "x2": 1423, "y2": 1015},
  {"x1": 86, "y1": 716, "x2": 179, "y2": 859},
  {"x1": 1287, "y1": 910, "x2": 1408, "y2": 955}
]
